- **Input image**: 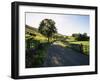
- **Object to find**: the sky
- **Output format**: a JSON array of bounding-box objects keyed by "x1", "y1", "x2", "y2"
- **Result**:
[{"x1": 25, "y1": 12, "x2": 90, "y2": 36}]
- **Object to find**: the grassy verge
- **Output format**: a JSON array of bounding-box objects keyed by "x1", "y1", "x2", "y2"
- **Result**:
[{"x1": 69, "y1": 41, "x2": 89, "y2": 55}]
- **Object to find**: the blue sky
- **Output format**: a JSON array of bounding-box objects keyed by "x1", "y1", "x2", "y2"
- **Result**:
[{"x1": 25, "y1": 12, "x2": 90, "y2": 36}]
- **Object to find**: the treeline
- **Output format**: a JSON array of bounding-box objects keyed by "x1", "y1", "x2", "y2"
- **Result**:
[{"x1": 72, "y1": 33, "x2": 89, "y2": 41}]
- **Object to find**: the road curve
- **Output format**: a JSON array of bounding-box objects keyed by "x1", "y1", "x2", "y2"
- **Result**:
[{"x1": 43, "y1": 44, "x2": 89, "y2": 67}]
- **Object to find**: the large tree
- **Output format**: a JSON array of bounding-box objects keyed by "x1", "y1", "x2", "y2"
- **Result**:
[{"x1": 38, "y1": 19, "x2": 57, "y2": 43}]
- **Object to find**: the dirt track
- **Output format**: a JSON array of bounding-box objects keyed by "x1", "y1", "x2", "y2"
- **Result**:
[{"x1": 43, "y1": 44, "x2": 89, "y2": 67}]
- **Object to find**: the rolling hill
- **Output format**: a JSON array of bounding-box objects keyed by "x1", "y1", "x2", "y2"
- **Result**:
[{"x1": 25, "y1": 25, "x2": 47, "y2": 42}]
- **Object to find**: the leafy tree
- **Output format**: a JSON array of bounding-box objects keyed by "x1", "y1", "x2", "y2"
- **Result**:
[
  {"x1": 72, "y1": 33, "x2": 89, "y2": 41},
  {"x1": 38, "y1": 19, "x2": 57, "y2": 43},
  {"x1": 83, "y1": 33, "x2": 87, "y2": 37}
]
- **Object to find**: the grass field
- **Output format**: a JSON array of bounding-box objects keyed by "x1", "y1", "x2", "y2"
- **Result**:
[
  {"x1": 69, "y1": 41, "x2": 89, "y2": 45},
  {"x1": 67, "y1": 36, "x2": 76, "y2": 42}
]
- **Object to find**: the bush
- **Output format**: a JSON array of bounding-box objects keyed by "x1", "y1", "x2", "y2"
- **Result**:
[
  {"x1": 26, "y1": 38, "x2": 40, "y2": 49},
  {"x1": 75, "y1": 35, "x2": 89, "y2": 41},
  {"x1": 26, "y1": 42, "x2": 50, "y2": 68},
  {"x1": 72, "y1": 33, "x2": 89, "y2": 41}
]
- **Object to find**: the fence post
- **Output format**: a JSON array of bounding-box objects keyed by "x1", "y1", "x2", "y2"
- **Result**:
[
  {"x1": 80, "y1": 43, "x2": 83, "y2": 53},
  {"x1": 85, "y1": 45, "x2": 86, "y2": 54}
]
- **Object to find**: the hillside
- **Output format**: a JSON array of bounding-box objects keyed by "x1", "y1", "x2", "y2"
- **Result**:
[
  {"x1": 25, "y1": 25, "x2": 47, "y2": 42},
  {"x1": 25, "y1": 25, "x2": 39, "y2": 35}
]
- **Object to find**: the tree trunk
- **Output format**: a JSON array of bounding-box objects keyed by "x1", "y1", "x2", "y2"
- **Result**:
[{"x1": 48, "y1": 37, "x2": 49, "y2": 43}]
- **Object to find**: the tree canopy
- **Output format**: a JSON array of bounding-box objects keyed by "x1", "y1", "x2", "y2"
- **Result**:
[
  {"x1": 38, "y1": 19, "x2": 57, "y2": 43},
  {"x1": 72, "y1": 33, "x2": 89, "y2": 41}
]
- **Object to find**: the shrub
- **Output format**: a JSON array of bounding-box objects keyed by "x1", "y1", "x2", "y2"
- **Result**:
[
  {"x1": 72, "y1": 33, "x2": 89, "y2": 41},
  {"x1": 26, "y1": 42, "x2": 50, "y2": 68}
]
